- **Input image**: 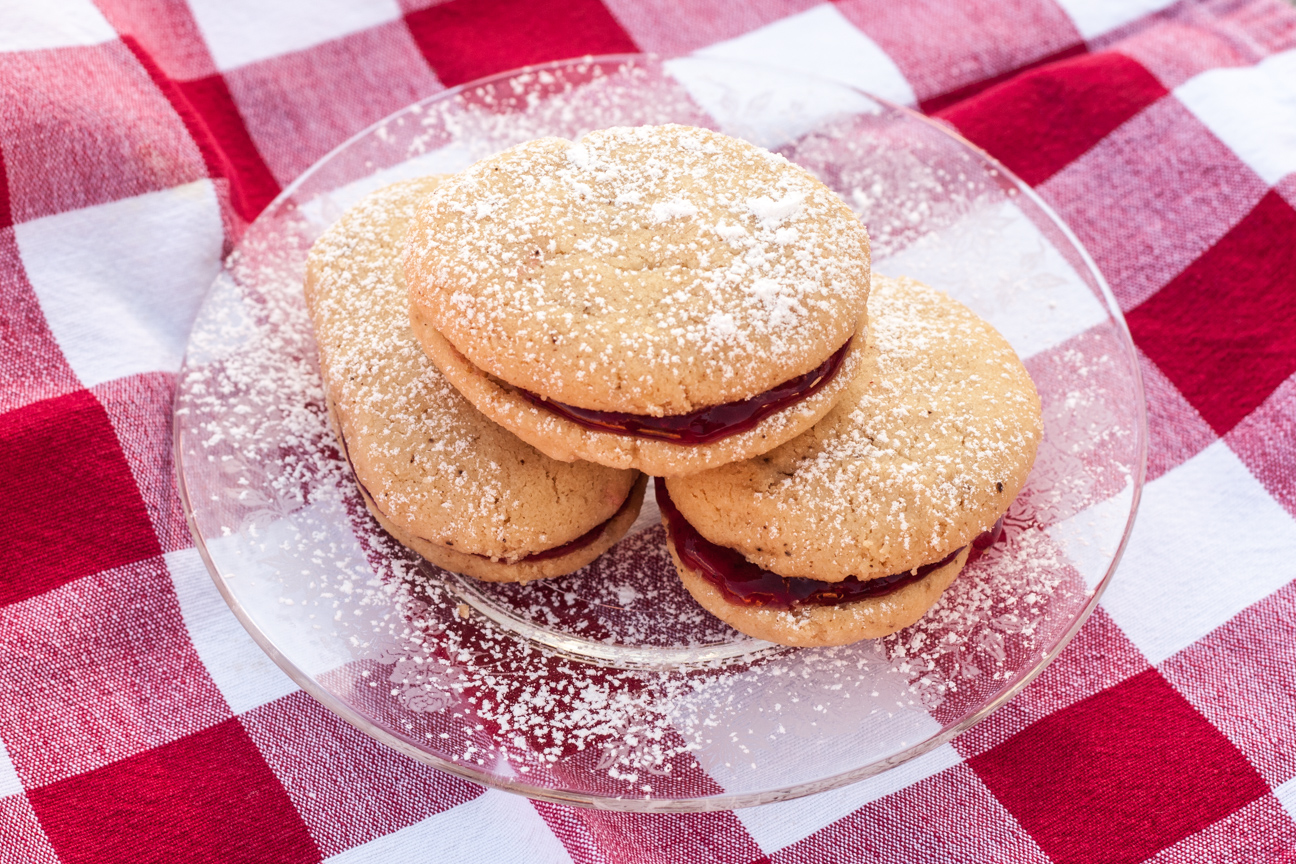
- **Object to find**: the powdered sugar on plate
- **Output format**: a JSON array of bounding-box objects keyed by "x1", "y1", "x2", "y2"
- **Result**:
[{"x1": 173, "y1": 56, "x2": 1142, "y2": 809}]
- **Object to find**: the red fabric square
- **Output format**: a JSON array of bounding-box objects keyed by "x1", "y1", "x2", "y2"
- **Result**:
[
  {"x1": 0, "y1": 43, "x2": 207, "y2": 226},
  {"x1": 771, "y1": 764, "x2": 1048, "y2": 863},
  {"x1": 1039, "y1": 96, "x2": 1270, "y2": 310},
  {"x1": 29, "y1": 719, "x2": 319, "y2": 864},
  {"x1": 173, "y1": 73, "x2": 281, "y2": 222},
  {"x1": 834, "y1": 0, "x2": 1083, "y2": 112},
  {"x1": 1228, "y1": 369, "x2": 1296, "y2": 520},
  {"x1": 0, "y1": 390, "x2": 159, "y2": 606},
  {"x1": 969, "y1": 669, "x2": 1269, "y2": 864},
  {"x1": 241, "y1": 690, "x2": 481, "y2": 858},
  {"x1": 938, "y1": 52, "x2": 1167, "y2": 186},
  {"x1": 93, "y1": 373, "x2": 189, "y2": 554},
  {"x1": 1126, "y1": 190, "x2": 1296, "y2": 436},
  {"x1": 223, "y1": 22, "x2": 443, "y2": 186},
  {"x1": 0, "y1": 557, "x2": 229, "y2": 787},
  {"x1": 1138, "y1": 345, "x2": 1218, "y2": 483},
  {"x1": 954, "y1": 609, "x2": 1150, "y2": 759},
  {"x1": 1160, "y1": 579, "x2": 1296, "y2": 789},
  {"x1": 405, "y1": 0, "x2": 639, "y2": 89},
  {"x1": 0, "y1": 230, "x2": 80, "y2": 414},
  {"x1": 598, "y1": 0, "x2": 818, "y2": 56}
]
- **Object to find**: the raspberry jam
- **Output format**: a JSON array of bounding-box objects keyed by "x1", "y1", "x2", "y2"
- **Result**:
[
  {"x1": 518, "y1": 486, "x2": 638, "y2": 562},
  {"x1": 516, "y1": 337, "x2": 854, "y2": 445},
  {"x1": 657, "y1": 478, "x2": 1002, "y2": 610}
]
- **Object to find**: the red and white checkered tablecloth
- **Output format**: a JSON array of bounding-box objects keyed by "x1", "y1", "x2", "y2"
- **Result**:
[{"x1": 2, "y1": 0, "x2": 1296, "y2": 861}]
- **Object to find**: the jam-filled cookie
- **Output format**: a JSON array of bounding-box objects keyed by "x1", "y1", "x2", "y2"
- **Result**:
[
  {"x1": 660, "y1": 275, "x2": 1042, "y2": 646},
  {"x1": 405, "y1": 124, "x2": 871, "y2": 477},
  {"x1": 305, "y1": 177, "x2": 645, "y2": 583}
]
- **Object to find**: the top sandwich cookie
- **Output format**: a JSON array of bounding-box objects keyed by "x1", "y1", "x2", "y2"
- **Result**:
[
  {"x1": 405, "y1": 124, "x2": 871, "y2": 477},
  {"x1": 661, "y1": 274, "x2": 1043, "y2": 646},
  {"x1": 305, "y1": 176, "x2": 644, "y2": 583}
]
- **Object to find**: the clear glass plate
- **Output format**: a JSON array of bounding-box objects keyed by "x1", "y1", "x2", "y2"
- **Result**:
[{"x1": 174, "y1": 55, "x2": 1147, "y2": 811}]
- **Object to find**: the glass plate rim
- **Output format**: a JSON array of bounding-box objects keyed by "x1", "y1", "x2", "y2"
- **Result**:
[{"x1": 173, "y1": 52, "x2": 1150, "y2": 811}]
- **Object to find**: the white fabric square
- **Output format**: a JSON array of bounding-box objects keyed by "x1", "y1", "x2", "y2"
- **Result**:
[
  {"x1": 1277, "y1": 776, "x2": 1296, "y2": 823},
  {"x1": 186, "y1": 0, "x2": 403, "y2": 71},
  {"x1": 665, "y1": 54, "x2": 882, "y2": 150},
  {"x1": 0, "y1": 0, "x2": 116, "y2": 52},
  {"x1": 1052, "y1": 0, "x2": 1179, "y2": 40},
  {"x1": 0, "y1": 737, "x2": 23, "y2": 798},
  {"x1": 1175, "y1": 49, "x2": 1296, "y2": 187},
  {"x1": 874, "y1": 198, "x2": 1110, "y2": 361},
  {"x1": 15, "y1": 181, "x2": 224, "y2": 388},
  {"x1": 737, "y1": 743, "x2": 961, "y2": 853},
  {"x1": 199, "y1": 498, "x2": 370, "y2": 682},
  {"x1": 672, "y1": 641, "x2": 944, "y2": 802},
  {"x1": 693, "y1": 3, "x2": 914, "y2": 107},
  {"x1": 1100, "y1": 441, "x2": 1296, "y2": 666},
  {"x1": 326, "y1": 790, "x2": 572, "y2": 864},
  {"x1": 665, "y1": 3, "x2": 912, "y2": 150},
  {"x1": 1046, "y1": 480, "x2": 1136, "y2": 591},
  {"x1": 164, "y1": 548, "x2": 299, "y2": 715}
]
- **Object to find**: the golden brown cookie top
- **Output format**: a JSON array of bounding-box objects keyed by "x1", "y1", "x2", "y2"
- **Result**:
[
  {"x1": 305, "y1": 177, "x2": 638, "y2": 561},
  {"x1": 666, "y1": 274, "x2": 1042, "y2": 581},
  {"x1": 405, "y1": 125, "x2": 870, "y2": 416}
]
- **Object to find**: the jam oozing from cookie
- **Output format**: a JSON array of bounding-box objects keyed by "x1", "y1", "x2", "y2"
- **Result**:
[
  {"x1": 516, "y1": 337, "x2": 853, "y2": 445},
  {"x1": 657, "y1": 479, "x2": 1002, "y2": 610}
]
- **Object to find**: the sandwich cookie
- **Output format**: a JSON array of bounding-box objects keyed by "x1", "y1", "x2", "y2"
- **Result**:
[
  {"x1": 305, "y1": 177, "x2": 645, "y2": 583},
  {"x1": 405, "y1": 124, "x2": 871, "y2": 476},
  {"x1": 661, "y1": 275, "x2": 1042, "y2": 646}
]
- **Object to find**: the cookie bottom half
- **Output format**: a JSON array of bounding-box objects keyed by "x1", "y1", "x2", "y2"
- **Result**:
[
  {"x1": 410, "y1": 306, "x2": 869, "y2": 477},
  {"x1": 359, "y1": 472, "x2": 647, "y2": 583},
  {"x1": 667, "y1": 535, "x2": 968, "y2": 647},
  {"x1": 326, "y1": 393, "x2": 646, "y2": 582}
]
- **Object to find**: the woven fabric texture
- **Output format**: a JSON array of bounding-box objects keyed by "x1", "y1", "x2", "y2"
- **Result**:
[{"x1": 2, "y1": 0, "x2": 1295, "y2": 861}]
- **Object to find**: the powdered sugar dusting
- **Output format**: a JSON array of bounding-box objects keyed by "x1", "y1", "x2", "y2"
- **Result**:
[
  {"x1": 650, "y1": 197, "x2": 700, "y2": 223},
  {"x1": 406, "y1": 124, "x2": 870, "y2": 415},
  {"x1": 305, "y1": 178, "x2": 633, "y2": 560},
  {"x1": 747, "y1": 191, "x2": 805, "y2": 227},
  {"x1": 676, "y1": 274, "x2": 1043, "y2": 582},
  {"x1": 172, "y1": 56, "x2": 1140, "y2": 807}
]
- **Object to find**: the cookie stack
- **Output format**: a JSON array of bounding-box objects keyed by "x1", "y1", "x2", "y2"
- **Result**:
[{"x1": 305, "y1": 124, "x2": 1041, "y2": 647}]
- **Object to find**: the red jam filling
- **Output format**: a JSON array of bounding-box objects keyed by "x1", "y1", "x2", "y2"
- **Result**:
[
  {"x1": 517, "y1": 488, "x2": 638, "y2": 562},
  {"x1": 516, "y1": 337, "x2": 854, "y2": 445},
  {"x1": 657, "y1": 478, "x2": 1002, "y2": 610}
]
